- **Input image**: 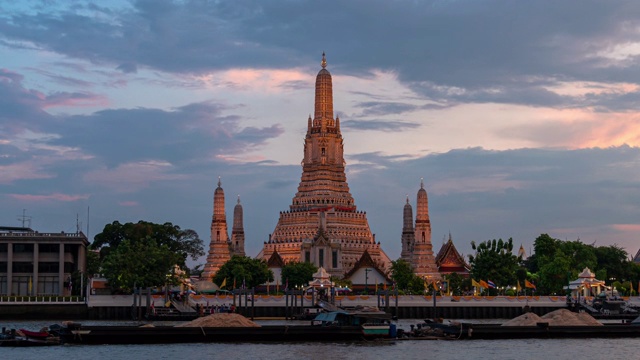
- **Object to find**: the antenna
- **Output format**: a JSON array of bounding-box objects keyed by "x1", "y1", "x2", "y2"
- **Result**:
[
  {"x1": 17, "y1": 209, "x2": 32, "y2": 228},
  {"x1": 87, "y1": 206, "x2": 90, "y2": 240}
]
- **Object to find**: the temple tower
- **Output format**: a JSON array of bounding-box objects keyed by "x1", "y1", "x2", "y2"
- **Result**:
[
  {"x1": 201, "y1": 177, "x2": 232, "y2": 279},
  {"x1": 231, "y1": 195, "x2": 246, "y2": 257},
  {"x1": 400, "y1": 195, "x2": 415, "y2": 262},
  {"x1": 259, "y1": 53, "x2": 391, "y2": 276},
  {"x1": 411, "y1": 178, "x2": 439, "y2": 278}
]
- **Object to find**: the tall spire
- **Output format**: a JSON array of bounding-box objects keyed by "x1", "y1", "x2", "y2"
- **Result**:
[{"x1": 314, "y1": 52, "x2": 334, "y2": 127}]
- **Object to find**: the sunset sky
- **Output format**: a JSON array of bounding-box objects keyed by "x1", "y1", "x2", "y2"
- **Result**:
[{"x1": 1, "y1": 0, "x2": 640, "y2": 266}]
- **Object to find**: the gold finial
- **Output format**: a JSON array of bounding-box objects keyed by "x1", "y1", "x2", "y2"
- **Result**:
[
  {"x1": 420, "y1": 177, "x2": 424, "y2": 189},
  {"x1": 321, "y1": 52, "x2": 327, "y2": 68},
  {"x1": 218, "y1": 176, "x2": 221, "y2": 188}
]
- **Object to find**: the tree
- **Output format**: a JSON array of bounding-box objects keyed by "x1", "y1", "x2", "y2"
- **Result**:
[
  {"x1": 92, "y1": 221, "x2": 205, "y2": 269},
  {"x1": 390, "y1": 259, "x2": 425, "y2": 294},
  {"x1": 281, "y1": 262, "x2": 318, "y2": 288},
  {"x1": 212, "y1": 256, "x2": 273, "y2": 290},
  {"x1": 101, "y1": 237, "x2": 181, "y2": 293},
  {"x1": 444, "y1": 272, "x2": 469, "y2": 296},
  {"x1": 468, "y1": 238, "x2": 521, "y2": 291}
]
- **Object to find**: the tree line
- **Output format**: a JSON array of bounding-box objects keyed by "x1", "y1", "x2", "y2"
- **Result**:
[{"x1": 86, "y1": 221, "x2": 640, "y2": 296}]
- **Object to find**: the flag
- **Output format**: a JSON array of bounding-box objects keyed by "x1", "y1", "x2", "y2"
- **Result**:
[
  {"x1": 383, "y1": 282, "x2": 387, "y2": 291},
  {"x1": 516, "y1": 281, "x2": 522, "y2": 292},
  {"x1": 525, "y1": 280, "x2": 536, "y2": 290},
  {"x1": 375, "y1": 282, "x2": 378, "y2": 293},
  {"x1": 220, "y1": 278, "x2": 227, "y2": 289},
  {"x1": 479, "y1": 280, "x2": 489, "y2": 289},
  {"x1": 471, "y1": 279, "x2": 481, "y2": 288},
  {"x1": 487, "y1": 280, "x2": 496, "y2": 289},
  {"x1": 151, "y1": 302, "x2": 156, "y2": 315},
  {"x1": 433, "y1": 281, "x2": 438, "y2": 291},
  {"x1": 423, "y1": 279, "x2": 428, "y2": 290}
]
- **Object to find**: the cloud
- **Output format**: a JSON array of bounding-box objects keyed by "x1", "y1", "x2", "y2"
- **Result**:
[
  {"x1": 116, "y1": 62, "x2": 137, "y2": 74},
  {"x1": 8, "y1": 193, "x2": 89, "y2": 202},
  {"x1": 342, "y1": 119, "x2": 420, "y2": 132}
]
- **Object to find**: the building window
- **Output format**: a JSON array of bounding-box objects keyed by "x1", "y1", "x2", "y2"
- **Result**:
[
  {"x1": 64, "y1": 262, "x2": 75, "y2": 273},
  {"x1": 38, "y1": 276, "x2": 58, "y2": 295},
  {"x1": 39, "y1": 244, "x2": 59, "y2": 253},
  {"x1": 13, "y1": 244, "x2": 34, "y2": 253},
  {"x1": 332, "y1": 251, "x2": 338, "y2": 268},
  {"x1": 12, "y1": 262, "x2": 33, "y2": 273},
  {"x1": 0, "y1": 262, "x2": 6, "y2": 272},
  {"x1": 11, "y1": 275, "x2": 30, "y2": 295},
  {"x1": 39, "y1": 262, "x2": 59, "y2": 273},
  {"x1": 321, "y1": 148, "x2": 326, "y2": 156},
  {"x1": 305, "y1": 251, "x2": 310, "y2": 263},
  {"x1": 0, "y1": 244, "x2": 7, "y2": 253},
  {"x1": 318, "y1": 249, "x2": 324, "y2": 268},
  {"x1": 0, "y1": 276, "x2": 6, "y2": 295}
]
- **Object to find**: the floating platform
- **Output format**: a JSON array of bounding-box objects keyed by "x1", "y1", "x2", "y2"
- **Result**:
[
  {"x1": 466, "y1": 323, "x2": 640, "y2": 340},
  {"x1": 61, "y1": 325, "x2": 369, "y2": 344}
]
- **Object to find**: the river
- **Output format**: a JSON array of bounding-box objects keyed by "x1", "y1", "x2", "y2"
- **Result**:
[{"x1": 1, "y1": 319, "x2": 636, "y2": 360}]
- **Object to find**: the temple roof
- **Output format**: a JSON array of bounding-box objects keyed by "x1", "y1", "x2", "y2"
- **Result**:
[
  {"x1": 266, "y1": 250, "x2": 285, "y2": 268},
  {"x1": 435, "y1": 236, "x2": 470, "y2": 273},
  {"x1": 343, "y1": 250, "x2": 391, "y2": 282},
  {"x1": 634, "y1": 249, "x2": 640, "y2": 264}
]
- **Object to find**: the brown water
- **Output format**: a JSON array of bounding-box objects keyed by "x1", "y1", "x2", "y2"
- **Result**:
[{"x1": 1, "y1": 319, "x2": 636, "y2": 360}]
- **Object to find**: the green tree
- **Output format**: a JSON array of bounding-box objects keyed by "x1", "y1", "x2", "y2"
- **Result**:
[
  {"x1": 390, "y1": 259, "x2": 426, "y2": 294},
  {"x1": 594, "y1": 245, "x2": 629, "y2": 283},
  {"x1": 390, "y1": 259, "x2": 416, "y2": 290},
  {"x1": 281, "y1": 261, "x2": 318, "y2": 288},
  {"x1": 443, "y1": 272, "x2": 469, "y2": 296},
  {"x1": 213, "y1": 256, "x2": 273, "y2": 290},
  {"x1": 92, "y1": 221, "x2": 205, "y2": 269},
  {"x1": 468, "y1": 238, "x2": 521, "y2": 291},
  {"x1": 101, "y1": 237, "x2": 181, "y2": 293},
  {"x1": 537, "y1": 248, "x2": 572, "y2": 294}
]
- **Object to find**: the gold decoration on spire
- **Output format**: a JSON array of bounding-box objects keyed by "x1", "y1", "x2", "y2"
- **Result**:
[{"x1": 321, "y1": 52, "x2": 327, "y2": 68}]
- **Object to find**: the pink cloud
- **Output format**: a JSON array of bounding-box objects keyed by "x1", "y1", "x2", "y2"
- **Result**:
[
  {"x1": 611, "y1": 224, "x2": 640, "y2": 232},
  {"x1": 8, "y1": 193, "x2": 89, "y2": 202},
  {"x1": 0, "y1": 163, "x2": 54, "y2": 184}
]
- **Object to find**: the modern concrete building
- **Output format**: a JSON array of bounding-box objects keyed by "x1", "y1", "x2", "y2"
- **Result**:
[{"x1": 0, "y1": 226, "x2": 88, "y2": 296}]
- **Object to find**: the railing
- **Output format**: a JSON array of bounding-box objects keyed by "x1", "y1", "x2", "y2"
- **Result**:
[{"x1": 0, "y1": 295, "x2": 85, "y2": 304}]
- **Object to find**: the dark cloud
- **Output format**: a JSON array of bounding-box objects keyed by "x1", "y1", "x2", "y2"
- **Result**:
[
  {"x1": 353, "y1": 101, "x2": 420, "y2": 117},
  {"x1": 342, "y1": 120, "x2": 420, "y2": 132},
  {"x1": 2, "y1": 1, "x2": 640, "y2": 110}
]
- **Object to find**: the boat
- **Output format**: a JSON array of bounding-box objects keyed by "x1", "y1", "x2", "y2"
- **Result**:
[
  {"x1": 312, "y1": 309, "x2": 393, "y2": 338},
  {"x1": 0, "y1": 327, "x2": 62, "y2": 347}
]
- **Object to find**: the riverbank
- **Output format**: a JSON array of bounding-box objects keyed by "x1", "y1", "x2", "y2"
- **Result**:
[{"x1": 1, "y1": 295, "x2": 638, "y2": 321}]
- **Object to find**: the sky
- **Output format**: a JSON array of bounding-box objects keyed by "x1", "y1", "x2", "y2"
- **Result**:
[{"x1": 1, "y1": 0, "x2": 640, "y2": 267}]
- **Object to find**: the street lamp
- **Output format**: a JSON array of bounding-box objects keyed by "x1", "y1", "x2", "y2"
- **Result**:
[{"x1": 364, "y1": 268, "x2": 371, "y2": 294}]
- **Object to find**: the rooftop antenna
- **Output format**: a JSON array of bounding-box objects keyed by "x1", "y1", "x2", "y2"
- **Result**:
[
  {"x1": 17, "y1": 209, "x2": 32, "y2": 228},
  {"x1": 76, "y1": 213, "x2": 82, "y2": 234},
  {"x1": 87, "y1": 206, "x2": 90, "y2": 240}
]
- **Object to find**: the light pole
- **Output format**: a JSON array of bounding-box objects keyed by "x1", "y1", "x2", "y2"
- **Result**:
[{"x1": 365, "y1": 268, "x2": 371, "y2": 294}]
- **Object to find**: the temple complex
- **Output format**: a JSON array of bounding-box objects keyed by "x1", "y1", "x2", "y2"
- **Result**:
[
  {"x1": 201, "y1": 178, "x2": 245, "y2": 279},
  {"x1": 258, "y1": 54, "x2": 391, "y2": 277}
]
